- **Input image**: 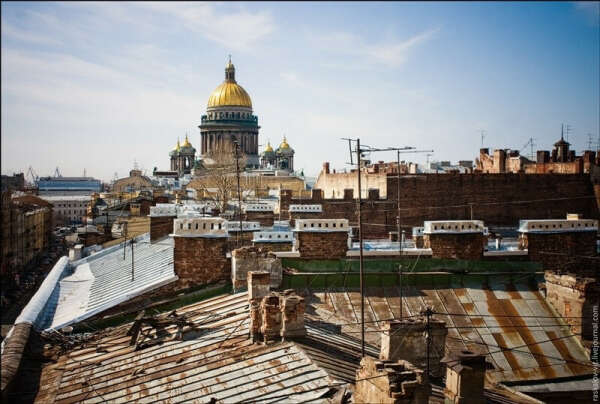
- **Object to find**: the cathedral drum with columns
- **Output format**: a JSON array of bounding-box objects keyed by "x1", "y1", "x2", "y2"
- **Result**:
[
  {"x1": 199, "y1": 58, "x2": 260, "y2": 168},
  {"x1": 170, "y1": 135, "x2": 196, "y2": 176}
]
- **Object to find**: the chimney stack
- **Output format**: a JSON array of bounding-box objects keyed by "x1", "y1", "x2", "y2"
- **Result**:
[
  {"x1": 441, "y1": 350, "x2": 486, "y2": 404},
  {"x1": 380, "y1": 318, "x2": 448, "y2": 378}
]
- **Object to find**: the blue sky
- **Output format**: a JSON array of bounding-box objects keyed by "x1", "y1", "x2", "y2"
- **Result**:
[{"x1": 1, "y1": 2, "x2": 598, "y2": 181}]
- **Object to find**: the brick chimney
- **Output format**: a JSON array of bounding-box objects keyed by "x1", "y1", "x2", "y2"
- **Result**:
[
  {"x1": 260, "y1": 294, "x2": 282, "y2": 342},
  {"x1": 172, "y1": 217, "x2": 230, "y2": 289},
  {"x1": 248, "y1": 271, "x2": 270, "y2": 301},
  {"x1": 380, "y1": 318, "x2": 448, "y2": 378},
  {"x1": 518, "y1": 217, "x2": 598, "y2": 274},
  {"x1": 148, "y1": 204, "x2": 177, "y2": 242},
  {"x1": 294, "y1": 219, "x2": 350, "y2": 259},
  {"x1": 280, "y1": 294, "x2": 306, "y2": 339},
  {"x1": 355, "y1": 357, "x2": 430, "y2": 404},
  {"x1": 249, "y1": 287, "x2": 307, "y2": 343},
  {"x1": 441, "y1": 350, "x2": 486, "y2": 404},
  {"x1": 423, "y1": 220, "x2": 485, "y2": 260},
  {"x1": 323, "y1": 162, "x2": 330, "y2": 174}
]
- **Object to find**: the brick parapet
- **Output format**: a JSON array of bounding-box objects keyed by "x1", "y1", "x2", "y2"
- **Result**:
[
  {"x1": 150, "y1": 216, "x2": 175, "y2": 242},
  {"x1": 424, "y1": 233, "x2": 484, "y2": 260},
  {"x1": 173, "y1": 236, "x2": 229, "y2": 289},
  {"x1": 281, "y1": 173, "x2": 599, "y2": 239},
  {"x1": 296, "y1": 232, "x2": 348, "y2": 259}
]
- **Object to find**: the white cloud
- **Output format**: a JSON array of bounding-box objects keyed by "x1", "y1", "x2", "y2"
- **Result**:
[
  {"x1": 141, "y1": 2, "x2": 275, "y2": 51},
  {"x1": 0, "y1": 20, "x2": 62, "y2": 46},
  {"x1": 311, "y1": 28, "x2": 439, "y2": 68}
]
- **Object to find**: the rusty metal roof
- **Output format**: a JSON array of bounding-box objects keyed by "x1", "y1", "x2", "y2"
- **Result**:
[
  {"x1": 305, "y1": 278, "x2": 592, "y2": 386},
  {"x1": 34, "y1": 292, "x2": 339, "y2": 404}
]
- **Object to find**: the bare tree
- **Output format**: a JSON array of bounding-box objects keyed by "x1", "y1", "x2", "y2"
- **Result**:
[{"x1": 188, "y1": 144, "x2": 247, "y2": 212}]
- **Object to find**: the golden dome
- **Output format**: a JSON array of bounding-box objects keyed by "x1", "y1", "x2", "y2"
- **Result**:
[
  {"x1": 174, "y1": 138, "x2": 181, "y2": 151},
  {"x1": 207, "y1": 58, "x2": 252, "y2": 109},
  {"x1": 183, "y1": 134, "x2": 192, "y2": 148},
  {"x1": 279, "y1": 136, "x2": 290, "y2": 149},
  {"x1": 207, "y1": 82, "x2": 252, "y2": 108},
  {"x1": 264, "y1": 141, "x2": 273, "y2": 153}
]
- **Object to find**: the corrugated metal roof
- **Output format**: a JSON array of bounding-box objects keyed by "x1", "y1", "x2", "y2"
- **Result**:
[
  {"x1": 35, "y1": 233, "x2": 177, "y2": 331},
  {"x1": 305, "y1": 280, "x2": 592, "y2": 385},
  {"x1": 35, "y1": 292, "x2": 338, "y2": 404}
]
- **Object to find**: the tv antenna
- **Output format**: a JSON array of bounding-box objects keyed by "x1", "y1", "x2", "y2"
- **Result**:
[
  {"x1": 563, "y1": 123, "x2": 572, "y2": 143},
  {"x1": 520, "y1": 137, "x2": 536, "y2": 160},
  {"x1": 479, "y1": 129, "x2": 487, "y2": 147}
]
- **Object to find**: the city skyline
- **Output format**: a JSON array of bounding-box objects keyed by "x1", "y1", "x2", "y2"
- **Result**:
[{"x1": 1, "y1": 1, "x2": 599, "y2": 181}]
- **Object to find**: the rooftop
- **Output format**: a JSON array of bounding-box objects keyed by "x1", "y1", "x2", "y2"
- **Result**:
[{"x1": 14, "y1": 233, "x2": 177, "y2": 332}]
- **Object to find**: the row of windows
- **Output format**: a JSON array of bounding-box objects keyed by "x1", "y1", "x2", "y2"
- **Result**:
[
  {"x1": 56, "y1": 203, "x2": 87, "y2": 208},
  {"x1": 58, "y1": 210, "x2": 85, "y2": 215},
  {"x1": 258, "y1": 234, "x2": 290, "y2": 239},
  {"x1": 180, "y1": 222, "x2": 223, "y2": 230},
  {"x1": 302, "y1": 222, "x2": 345, "y2": 229},
  {"x1": 207, "y1": 112, "x2": 252, "y2": 120},
  {"x1": 529, "y1": 222, "x2": 592, "y2": 229},
  {"x1": 433, "y1": 224, "x2": 481, "y2": 230}
]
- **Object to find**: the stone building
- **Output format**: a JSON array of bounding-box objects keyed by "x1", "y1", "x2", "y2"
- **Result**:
[
  {"x1": 260, "y1": 137, "x2": 295, "y2": 172},
  {"x1": 112, "y1": 168, "x2": 153, "y2": 193},
  {"x1": 199, "y1": 58, "x2": 260, "y2": 168},
  {"x1": 169, "y1": 135, "x2": 197, "y2": 177},
  {"x1": 38, "y1": 195, "x2": 91, "y2": 226},
  {"x1": 1, "y1": 192, "x2": 53, "y2": 289},
  {"x1": 476, "y1": 132, "x2": 599, "y2": 174}
]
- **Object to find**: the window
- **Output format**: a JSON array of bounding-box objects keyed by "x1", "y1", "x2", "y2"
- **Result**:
[
  {"x1": 211, "y1": 223, "x2": 214, "y2": 230},
  {"x1": 195, "y1": 223, "x2": 198, "y2": 230},
  {"x1": 180, "y1": 223, "x2": 183, "y2": 229}
]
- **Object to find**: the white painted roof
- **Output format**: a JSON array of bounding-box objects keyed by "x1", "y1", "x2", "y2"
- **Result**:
[{"x1": 14, "y1": 233, "x2": 177, "y2": 332}]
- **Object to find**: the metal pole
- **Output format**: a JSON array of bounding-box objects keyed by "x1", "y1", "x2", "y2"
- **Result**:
[
  {"x1": 131, "y1": 238, "x2": 134, "y2": 282},
  {"x1": 397, "y1": 150, "x2": 403, "y2": 319},
  {"x1": 234, "y1": 141, "x2": 243, "y2": 249},
  {"x1": 425, "y1": 307, "x2": 432, "y2": 381},
  {"x1": 357, "y1": 138, "x2": 365, "y2": 357}
]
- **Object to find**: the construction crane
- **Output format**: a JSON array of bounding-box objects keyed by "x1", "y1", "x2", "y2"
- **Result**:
[{"x1": 26, "y1": 166, "x2": 39, "y2": 186}]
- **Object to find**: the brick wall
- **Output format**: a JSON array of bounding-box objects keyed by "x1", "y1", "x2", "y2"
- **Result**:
[
  {"x1": 252, "y1": 241, "x2": 293, "y2": 252},
  {"x1": 281, "y1": 174, "x2": 599, "y2": 239},
  {"x1": 288, "y1": 211, "x2": 323, "y2": 227},
  {"x1": 526, "y1": 232, "x2": 598, "y2": 275},
  {"x1": 296, "y1": 232, "x2": 348, "y2": 259},
  {"x1": 245, "y1": 211, "x2": 274, "y2": 227},
  {"x1": 545, "y1": 272, "x2": 599, "y2": 341},
  {"x1": 150, "y1": 216, "x2": 175, "y2": 242},
  {"x1": 174, "y1": 237, "x2": 230, "y2": 289},
  {"x1": 424, "y1": 233, "x2": 484, "y2": 260},
  {"x1": 231, "y1": 247, "x2": 283, "y2": 290},
  {"x1": 227, "y1": 231, "x2": 254, "y2": 251}
]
